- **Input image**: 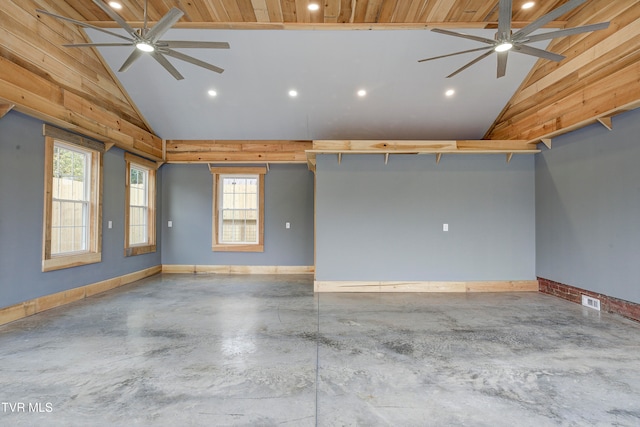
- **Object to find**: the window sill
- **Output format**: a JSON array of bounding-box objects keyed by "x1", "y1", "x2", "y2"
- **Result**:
[
  {"x1": 42, "y1": 252, "x2": 102, "y2": 272},
  {"x1": 125, "y1": 245, "x2": 157, "y2": 257},
  {"x1": 212, "y1": 244, "x2": 264, "y2": 253}
]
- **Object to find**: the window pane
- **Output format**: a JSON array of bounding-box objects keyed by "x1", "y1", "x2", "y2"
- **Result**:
[
  {"x1": 51, "y1": 143, "x2": 90, "y2": 255},
  {"x1": 129, "y1": 206, "x2": 147, "y2": 245},
  {"x1": 219, "y1": 175, "x2": 259, "y2": 244},
  {"x1": 51, "y1": 200, "x2": 88, "y2": 255},
  {"x1": 128, "y1": 166, "x2": 149, "y2": 247}
]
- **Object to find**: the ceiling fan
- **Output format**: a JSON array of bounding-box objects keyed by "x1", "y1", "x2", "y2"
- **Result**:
[
  {"x1": 37, "y1": 0, "x2": 230, "y2": 80},
  {"x1": 418, "y1": 0, "x2": 609, "y2": 78}
]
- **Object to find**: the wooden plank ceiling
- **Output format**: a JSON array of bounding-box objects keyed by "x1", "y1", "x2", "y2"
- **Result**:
[
  {"x1": 1, "y1": 0, "x2": 639, "y2": 163},
  {"x1": 54, "y1": 0, "x2": 589, "y2": 26}
]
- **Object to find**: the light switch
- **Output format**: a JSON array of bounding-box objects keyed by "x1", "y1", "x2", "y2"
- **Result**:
[
  {"x1": 285, "y1": 222, "x2": 291, "y2": 229},
  {"x1": 108, "y1": 220, "x2": 112, "y2": 229},
  {"x1": 168, "y1": 221, "x2": 173, "y2": 228},
  {"x1": 443, "y1": 223, "x2": 449, "y2": 231}
]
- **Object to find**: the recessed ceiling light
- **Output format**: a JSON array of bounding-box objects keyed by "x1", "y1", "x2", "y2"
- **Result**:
[
  {"x1": 308, "y1": 3, "x2": 320, "y2": 11},
  {"x1": 522, "y1": 2, "x2": 535, "y2": 9},
  {"x1": 136, "y1": 42, "x2": 154, "y2": 52},
  {"x1": 207, "y1": 90, "x2": 217, "y2": 97},
  {"x1": 357, "y1": 89, "x2": 367, "y2": 97},
  {"x1": 445, "y1": 89, "x2": 455, "y2": 97},
  {"x1": 108, "y1": 1, "x2": 123, "y2": 9},
  {"x1": 288, "y1": 89, "x2": 298, "y2": 97}
]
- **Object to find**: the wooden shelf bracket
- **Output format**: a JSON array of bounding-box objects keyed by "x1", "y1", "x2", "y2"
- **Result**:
[
  {"x1": 597, "y1": 117, "x2": 613, "y2": 131},
  {"x1": 0, "y1": 103, "x2": 15, "y2": 119}
]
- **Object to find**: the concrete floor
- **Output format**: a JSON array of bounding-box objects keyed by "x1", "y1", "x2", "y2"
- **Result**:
[{"x1": 1, "y1": 274, "x2": 639, "y2": 426}]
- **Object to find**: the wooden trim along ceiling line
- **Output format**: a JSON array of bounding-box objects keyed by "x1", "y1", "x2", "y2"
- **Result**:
[
  {"x1": 83, "y1": 22, "x2": 569, "y2": 31},
  {"x1": 165, "y1": 139, "x2": 542, "y2": 165}
]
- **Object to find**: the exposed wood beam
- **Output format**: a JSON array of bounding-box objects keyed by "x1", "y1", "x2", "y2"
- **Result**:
[
  {"x1": 165, "y1": 140, "x2": 312, "y2": 163},
  {"x1": 83, "y1": 21, "x2": 567, "y2": 30},
  {"x1": 0, "y1": 103, "x2": 15, "y2": 119}
]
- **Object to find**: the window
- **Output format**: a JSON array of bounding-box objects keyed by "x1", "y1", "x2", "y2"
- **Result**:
[
  {"x1": 42, "y1": 125, "x2": 103, "y2": 272},
  {"x1": 211, "y1": 167, "x2": 266, "y2": 252},
  {"x1": 124, "y1": 153, "x2": 157, "y2": 256}
]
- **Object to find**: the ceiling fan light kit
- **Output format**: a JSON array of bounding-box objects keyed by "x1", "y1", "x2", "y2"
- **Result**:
[
  {"x1": 136, "y1": 42, "x2": 154, "y2": 52},
  {"x1": 37, "y1": 0, "x2": 229, "y2": 80},
  {"x1": 418, "y1": 0, "x2": 610, "y2": 79}
]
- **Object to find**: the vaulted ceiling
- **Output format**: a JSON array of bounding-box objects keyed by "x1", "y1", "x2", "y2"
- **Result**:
[{"x1": 1, "y1": 0, "x2": 639, "y2": 163}]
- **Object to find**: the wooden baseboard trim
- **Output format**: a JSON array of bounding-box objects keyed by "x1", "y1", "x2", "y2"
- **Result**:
[
  {"x1": 0, "y1": 265, "x2": 161, "y2": 326},
  {"x1": 162, "y1": 265, "x2": 315, "y2": 274},
  {"x1": 314, "y1": 280, "x2": 539, "y2": 293}
]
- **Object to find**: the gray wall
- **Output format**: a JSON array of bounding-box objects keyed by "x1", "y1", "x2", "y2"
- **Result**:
[
  {"x1": 0, "y1": 111, "x2": 161, "y2": 308},
  {"x1": 536, "y1": 109, "x2": 640, "y2": 304},
  {"x1": 161, "y1": 163, "x2": 314, "y2": 266},
  {"x1": 315, "y1": 154, "x2": 536, "y2": 281}
]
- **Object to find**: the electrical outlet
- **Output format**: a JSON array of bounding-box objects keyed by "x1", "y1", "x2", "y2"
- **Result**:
[
  {"x1": 168, "y1": 221, "x2": 173, "y2": 228},
  {"x1": 581, "y1": 295, "x2": 601, "y2": 311},
  {"x1": 108, "y1": 221, "x2": 112, "y2": 229},
  {"x1": 286, "y1": 222, "x2": 291, "y2": 229},
  {"x1": 443, "y1": 223, "x2": 448, "y2": 232}
]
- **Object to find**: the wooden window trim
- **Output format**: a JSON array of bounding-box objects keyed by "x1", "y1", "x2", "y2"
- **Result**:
[
  {"x1": 124, "y1": 152, "x2": 157, "y2": 257},
  {"x1": 42, "y1": 126, "x2": 103, "y2": 272},
  {"x1": 211, "y1": 167, "x2": 266, "y2": 253}
]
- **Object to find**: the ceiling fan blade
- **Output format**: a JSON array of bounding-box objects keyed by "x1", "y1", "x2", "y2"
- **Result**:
[
  {"x1": 36, "y1": 9, "x2": 132, "y2": 42},
  {"x1": 92, "y1": 0, "x2": 138, "y2": 39},
  {"x1": 512, "y1": 44, "x2": 565, "y2": 62},
  {"x1": 513, "y1": 0, "x2": 587, "y2": 39},
  {"x1": 418, "y1": 46, "x2": 494, "y2": 62},
  {"x1": 497, "y1": 0, "x2": 513, "y2": 41},
  {"x1": 146, "y1": 8, "x2": 184, "y2": 43},
  {"x1": 520, "y1": 22, "x2": 610, "y2": 43},
  {"x1": 64, "y1": 42, "x2": 133, "y2": 47},
  {"x1": 163, "y1": 49, "x2": 224, "y2": 74},
  {"x1": 150, "y1": 52, "x2": 184, "y2": 80},
  {"x1": 431, "y1": 28, "x2": 496, "y2": 45},
  {"x1": 446, "y1": 50, "x2": 495, "y2": 78},
  {"x1": 162, "y1": 41, "x2": 231, "y2": 49},
  {"x1": 118, "y1": 48, "x2": 144, "y2": 72},
  {"x1": 497, "y1": 51, "x2": 508, "y2": 78}
]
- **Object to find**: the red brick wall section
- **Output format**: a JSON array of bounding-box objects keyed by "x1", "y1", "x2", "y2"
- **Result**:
[{"x1": 538, "y1": 277, "x2": 640, "y2": 323}]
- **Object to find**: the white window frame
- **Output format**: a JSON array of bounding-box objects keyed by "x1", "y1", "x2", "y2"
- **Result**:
[
  {"x1": 211, "y1": 167, "x2": 266, "y2": 252},
  {"x1": 42, "y1": 125, "x2": 103, "y2": 272},
  {"x1": 124, "y1": 153, "x2": 157, "y2": 256}
]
